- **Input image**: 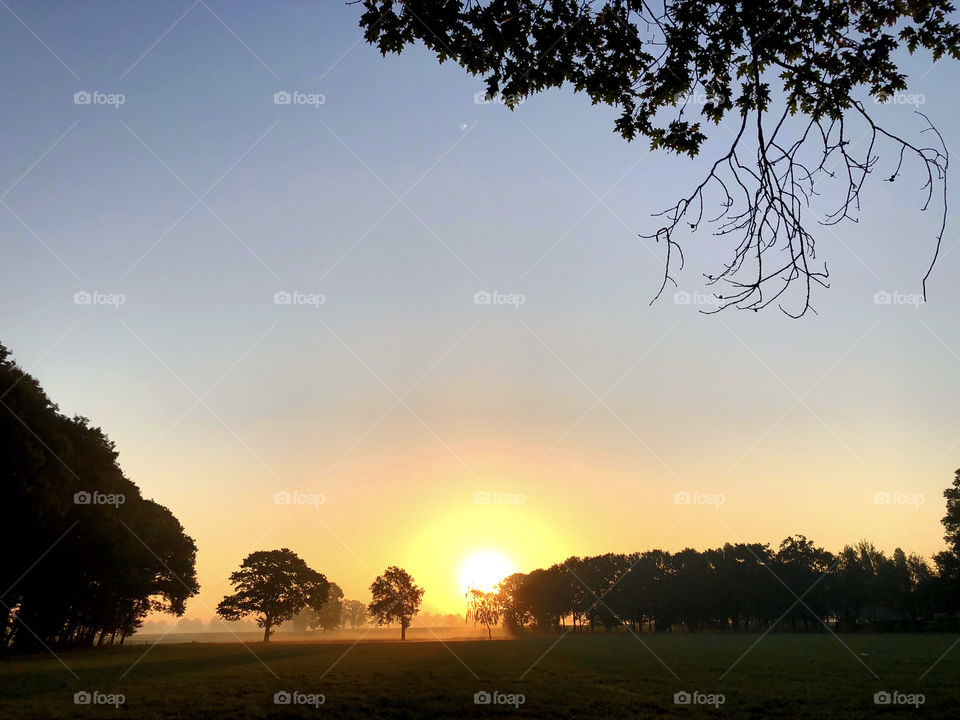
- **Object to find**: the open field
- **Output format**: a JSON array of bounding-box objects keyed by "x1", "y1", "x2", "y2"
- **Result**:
[
  {"x1": 128, "y1": 627, "x2": 493, "y2": 645},
  {"x1": 2, "y1": 633, "x2": 958, "y2": 718}
]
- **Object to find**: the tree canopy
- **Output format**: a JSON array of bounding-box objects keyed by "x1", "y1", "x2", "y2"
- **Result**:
[
  {"x1": 934, "y1": 469, "x2": 960, "y2": 608},
  {"x1": 216, "y1": 548, "x2": 329, "y2": 642},
  {"x1": 368, "y1": 565, "x2": 425, "y2": 640},
  {"x1": 0, "y1": 343, "x2": 199, "y2": 650},
  {"x1": 311, "y1": 582, "x2": 345, "y2": 631},
  {"x1": 359, "y1": 0, "x2": 960, "y2": 315},
  {"x1": 466, "y1": 587, "x2": 501, "y2": 639},
  {"x1": 493, "y1": 536, "x2": 945, "y2": 634}
]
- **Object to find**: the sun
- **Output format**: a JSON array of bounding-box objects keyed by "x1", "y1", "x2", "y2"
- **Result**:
[{"x1": 459, "y1": 551, "x2": 516, "y2": 595}]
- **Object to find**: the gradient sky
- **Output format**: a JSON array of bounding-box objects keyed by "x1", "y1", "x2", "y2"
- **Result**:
[{"x1": 2, "y1": 1, "x2": 960, "y2": 618}]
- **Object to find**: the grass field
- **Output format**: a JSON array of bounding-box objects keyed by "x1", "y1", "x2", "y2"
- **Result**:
[{"x1": 2, "y1": 632, "x2": 958, "y2": 718}]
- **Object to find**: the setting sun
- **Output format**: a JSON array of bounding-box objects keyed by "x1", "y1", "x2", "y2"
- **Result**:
[{"x1": 459, "y1": 551, "x2": 516, "y2": 595}]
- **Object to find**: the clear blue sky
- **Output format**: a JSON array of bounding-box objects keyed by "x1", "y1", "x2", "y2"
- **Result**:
[{"x1": 2, "y1": 1, "x2": 959, "y2": 615}]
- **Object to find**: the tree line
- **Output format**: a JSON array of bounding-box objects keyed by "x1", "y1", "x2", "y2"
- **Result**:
[
  {"x1": 0, "y1": 344, "x2": 199, "y2": 650},
  {"x1": 474, "y1": 475, "x2": 960, "y2": 635}
]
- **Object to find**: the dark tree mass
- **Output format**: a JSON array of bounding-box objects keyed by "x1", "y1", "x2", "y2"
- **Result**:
[
  {"x1": 494, "y1": 493, "x2": 960, "y2": 634},
  {"x1": 359, "y1": 0, "x2": 960, "y2": 315},
  {"x1": 0, "y1": 343, "x2": 199, "y2": 650}
]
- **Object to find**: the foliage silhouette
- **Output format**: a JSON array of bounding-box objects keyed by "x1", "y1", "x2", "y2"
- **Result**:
[
  {"x1": 0, "y1": 343, "x2": 199, "y2": 650},
  {"x1": 368, "y1": 566, "x2": 425, "y2": 640},
  {"x1": 358, "y1": 0, "x2": 960, "y2": 315},
  {"x1": 216, "y1": 548, "x2": 329, "y2": 642}
]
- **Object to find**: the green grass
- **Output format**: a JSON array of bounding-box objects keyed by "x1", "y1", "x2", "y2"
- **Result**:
[{"x1": 1, "y1": 633, "x2": 958, "y2": 718}]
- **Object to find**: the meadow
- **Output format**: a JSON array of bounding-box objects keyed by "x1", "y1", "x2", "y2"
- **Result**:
[{"x1": 2, "y1": 632, "x2": 957, "y2": 718}]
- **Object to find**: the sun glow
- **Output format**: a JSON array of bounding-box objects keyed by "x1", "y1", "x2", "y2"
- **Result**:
[{"x1": 459, "y1": 551, "x2": 516, "y2": 595}]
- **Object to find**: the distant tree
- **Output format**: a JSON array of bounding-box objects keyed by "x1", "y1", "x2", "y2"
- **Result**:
[
  {"x1": 521, "y1": 565, "x2": 574, "y2": 630},
  {"x1": 289, "y1": 607, "x2": 313, "y2": 633},
  {"x1": 368, "y1": 566, "x2": 424, "y2": 640},
  {"x1": 669, "y1": 549, "x2": 714, "y2": 633},
  {"x1": 311, "y1": 583, "x2": 344, "y2": 631},
  {"x1": 497, "y1": 573, "x2": 531, "y2": 632},
  {"x1": 360, "y1": 1, "x2": 960, "y2": 315},
  {"x1": 216, "y1": 549, "x2": 328, "y2": 642},
  {"x1": 935, "y1": 469, "x2": 960, "y2": 612},
  {"x1": 773, "y1": 535, "x2": 835, "y2": 630},
  {"x1": 941, "y1": 469, "x2": 960, "y2": 553},
  {"x1": 466, "y1": 588, "x2": 501, "y2": 640},
  {"x1": 342, "y1": 599, "x2": 368, "y2": 629}
]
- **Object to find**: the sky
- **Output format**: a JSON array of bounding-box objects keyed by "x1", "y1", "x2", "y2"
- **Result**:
[{"x1": 2, "y1": 1, "x2": 960, "y2": 618}]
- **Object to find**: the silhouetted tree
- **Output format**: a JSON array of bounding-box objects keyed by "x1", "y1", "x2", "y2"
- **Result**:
[
  {"x1": 772, "y1": 535, "x2": 834, "y2": 630},
  {"x1": 311, "y1": 582, "x2": 344, "y2": 631},
  {"x1": 496, "y1": 573, "x2": 531, "y2": 632},
  {"x1": 216, "y1": 549, "x2": 328, "y2": 642},
  {"x1": 0, "y1": 342, "x2": 199, "y2": 650},
  {"x1": 935, "y1": 469, "x2": 960, "y2": 612},
  {"x1": 466, "y1": 588, "x2": 501, "y2": 640},
  {"x1": 342, "y1": 599, "x2": 368, "y2": 629},
  {"x1": 368, "y1": 566, "x2": 424, "y2": 640}
]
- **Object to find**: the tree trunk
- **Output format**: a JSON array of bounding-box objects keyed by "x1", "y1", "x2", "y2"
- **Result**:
[
  {"x1": 400, "y1": 622, "x2": 406, "y2": 641},
  {"x1": 487, "y1": 626, "x2": 492, "y2": 640},
  {"x1": 263, "y1": 619, "x2": 273, "y2": 643}
]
